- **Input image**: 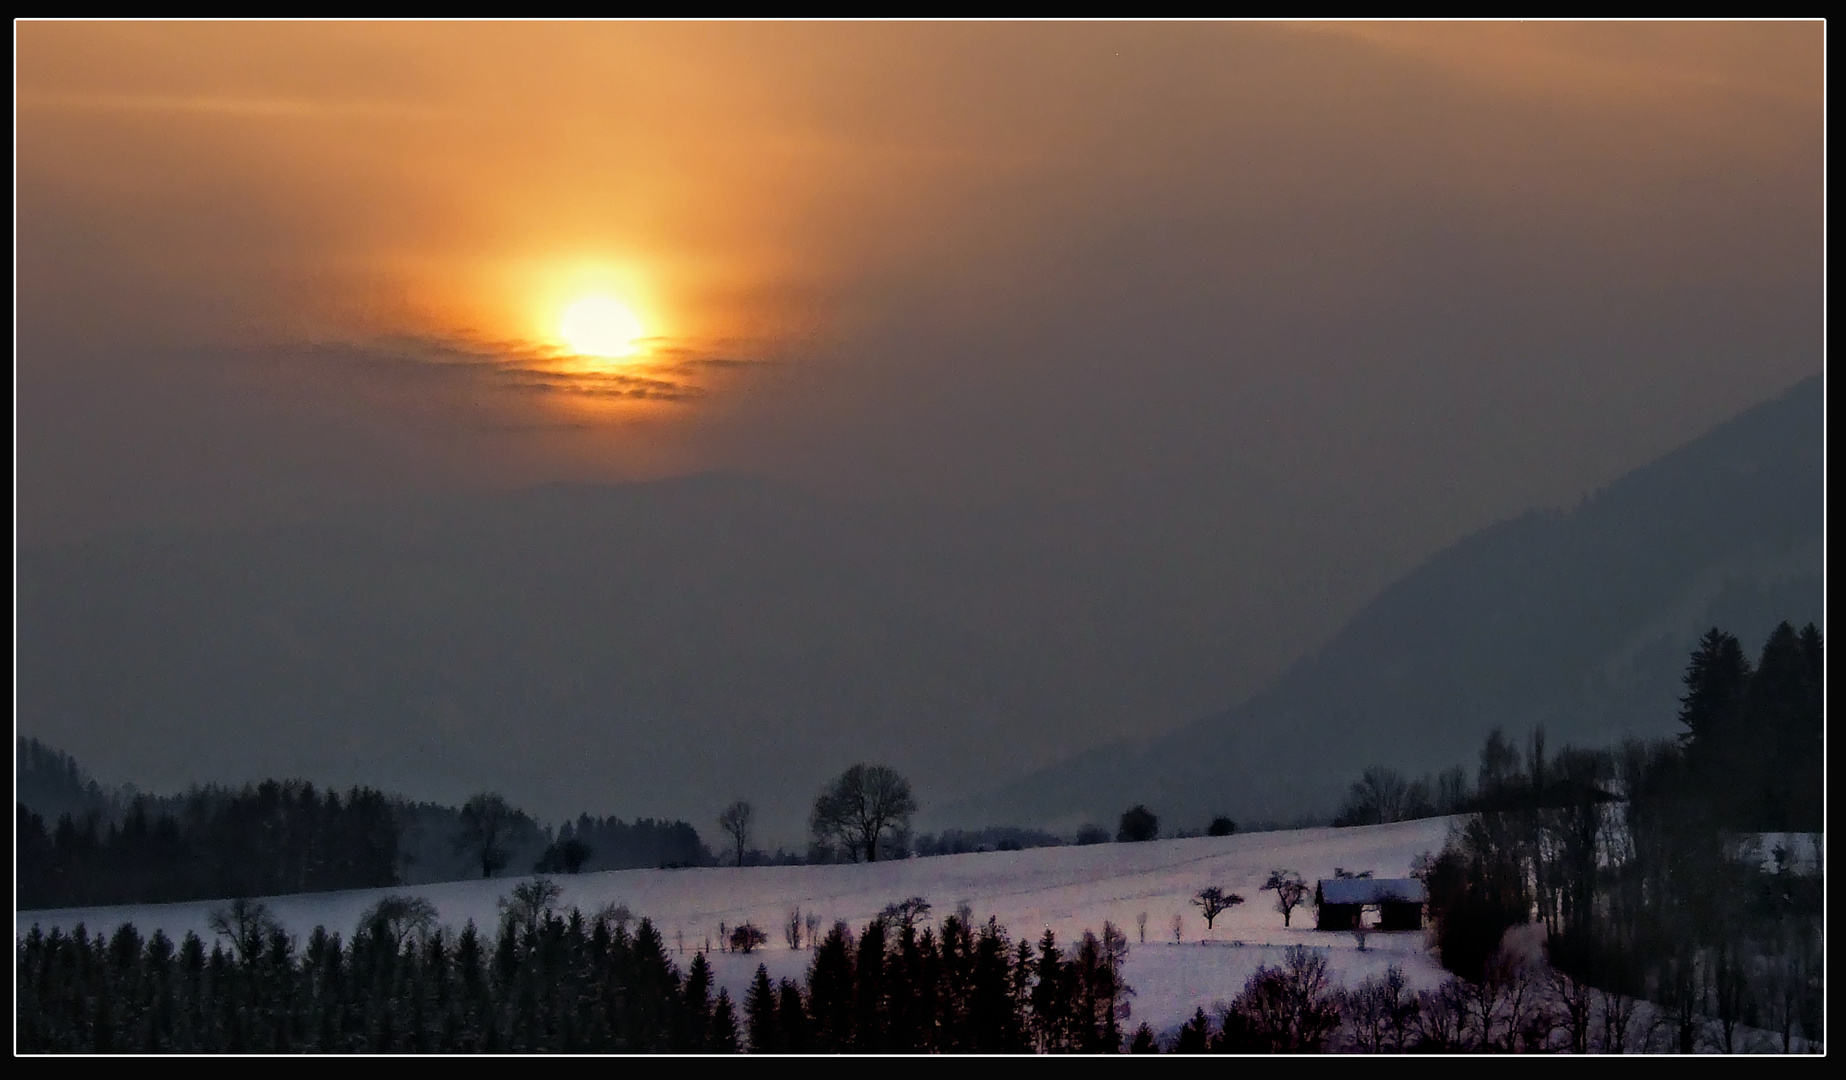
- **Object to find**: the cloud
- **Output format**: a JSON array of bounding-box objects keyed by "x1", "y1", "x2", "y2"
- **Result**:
[{"x1": 319, "y1": 332, "x2": 787, "y2": 413}]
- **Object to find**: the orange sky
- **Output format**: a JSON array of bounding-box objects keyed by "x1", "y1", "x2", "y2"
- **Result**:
[
  {"x1": 12, "y1": 20, "x2": 1826, "y2": 827},
  {"x1": 17, "y1": 21, "x2": 1823, "y2": 535}
]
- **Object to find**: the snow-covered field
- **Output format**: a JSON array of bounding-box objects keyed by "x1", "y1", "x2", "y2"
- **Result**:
[{"x1": 16, "y1": 817, "x2": 1456, "y2": 1037}]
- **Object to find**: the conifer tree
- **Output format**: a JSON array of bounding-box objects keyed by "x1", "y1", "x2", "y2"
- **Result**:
[
  {"x1": 1174, "y1": 1007, "x2": 1212, "y2": 1052},
  {"x1": 1028, "y1": 929, "x2": 1075, "y2": 1051},
  {"x1": 745, "y1": 964, "x2": 778, "y2": 1052},
  {"x1": 710, "y1": 988, "x2": 741, "y2": 1052},
  {"x1": 681, "y1": 951, "x2": 714, "y2": 1050},
  {"x1": 807, "y1": 922, "x2": 856, "y2": 1050},
  {"x1": 966, "y1": 919, "x2": 1019, "y2": 1051},
  {"x1": 777, "y1": 978, "x2": 809, "y2": 1052},
  {"x1": 853, "y1": 917, "x2": 890, "y2": 1050},
  {"x1": 1678, "y1": 630, "x2": 1750, "y2": 757}
]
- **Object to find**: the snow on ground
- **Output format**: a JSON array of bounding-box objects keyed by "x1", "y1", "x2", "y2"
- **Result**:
[{"x1": 16, "y1": 817, "x2": 1456, "y2": 1037}]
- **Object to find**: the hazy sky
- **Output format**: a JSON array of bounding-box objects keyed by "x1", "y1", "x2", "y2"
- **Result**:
[
  {"x1": 14, "y1": 23, "x2": 1824, "y2": 827},
  {"x1": 19, "y1": 22, "x2": 1822, "y2": 536}
]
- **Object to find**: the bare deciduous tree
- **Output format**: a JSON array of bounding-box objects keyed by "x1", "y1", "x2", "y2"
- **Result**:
[
  {"x1": 1221, "y1": 946, "x2": 1343, "y2": 1051},
  {"x1": 1261, "y1": 869, "x2": 1310, "y2": 928},
  {"x1": 456, "y1": 792, "x2": 516, "y2": 879},
  {"x1": 1550, "y1": 964, "x2": 1595, "y2": 1054},
  {"x1": 1413, "y1": 979, "x2": 1471, "y2": 1050},
  {"x1": 1191, "y1": 886, "x2": 1244, "y2": 932},
  {"x1": 809, "y1": 764, "x2": 916, "y2": 863},
  {"x1": 595, "y1": 901, "x2": 633, "y2": 933},
  {"x1": 498, "y1": 876, "x2": 562, "y2": 938},
  {"x1": 881, "y1": 896, "x2": 932, "y2": 933},
  {"x1": 718, "y1": 800, "x2": 754, "y2": 867},
  {"x1": 1598, "y1": 986, "x2": 1637, "y2": 1053},
  {"x1": 1335, "y1": 766, "x2": 1434, "y2": 826},
  {"x1": 360, "y1": 894, "x2": 438, "y2": 953},
  {"x1": 1342, "y1": 965, "x2": 1418, "y2": 1052},
  {"x1": 208, "y1": 897, "x2": 280, "y2": 962}
]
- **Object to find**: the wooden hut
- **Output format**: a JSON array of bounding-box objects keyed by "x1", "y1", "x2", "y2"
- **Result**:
[{"x1": 1314, "y1": 877, "x2": 1426, "y2": 931}]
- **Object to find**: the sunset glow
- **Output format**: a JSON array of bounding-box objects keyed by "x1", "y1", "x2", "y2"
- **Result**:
[
  {"x1": 560, "y1": 296, "x2": 645, "y2": 359},
  {"x1": 13, "y1": 24, "x2": 1823, "y2": 1025}
]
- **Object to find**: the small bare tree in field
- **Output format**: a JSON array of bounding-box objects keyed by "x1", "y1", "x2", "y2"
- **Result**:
[
  {"x1": 881, "y1": 896, "x2": 932, "y2": 934},
  {"x1": 1192, "y1": 886, "x2": 1245, "y2": 933},
  {"x1": 1261, "y1": 869, "x2": 1310, "y2": 928},
  {"x1": 784, "y1": 907, "x2": 803, "y2": 949},
  {"x1": 1171, "y1": 912, "x2": 1184, "y2": 943},
  {"x1": 1137, "y1": 911, "x2": 1148, "y2": 943}
]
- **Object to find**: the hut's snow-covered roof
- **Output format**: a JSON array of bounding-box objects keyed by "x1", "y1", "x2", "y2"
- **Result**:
[{"x1": 1316, "y1": 877, "x2": 1426, "y2": 905}]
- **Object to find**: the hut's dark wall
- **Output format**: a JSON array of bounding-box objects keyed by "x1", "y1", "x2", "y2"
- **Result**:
[
  {"x1": 1317, "y1": 902, "x2": 1362, "y2": 931},
  {"x1": 1378, "y1": 901, "x2": 1422, "y2": 931}
]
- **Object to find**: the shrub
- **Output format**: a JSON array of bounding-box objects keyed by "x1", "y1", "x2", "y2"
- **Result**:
[
  {"x1": 1117, "y1": 806, "x2": 1159, "y2": 843},
  {"x1": 730, "y1": 922, "x2": 768, "y2": 954}
]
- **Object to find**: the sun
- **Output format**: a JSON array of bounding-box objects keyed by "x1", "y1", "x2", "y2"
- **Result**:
[{"x1": 560, "y1": 296, "x2": 645, "y2": 358}]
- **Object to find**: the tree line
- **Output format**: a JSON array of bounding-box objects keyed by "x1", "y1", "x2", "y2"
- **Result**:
[
  {"x1": 1333, "y1": 621, "x2": 1822, "y2": 832},
  {"x1": 17, "y1": 781, "x2": 401, "y2": 911},
  {"x1": 17, "y1": 896, "x2": 1144, "y2": 1053},
  {"x1": 30, "y1": 888, "x2": 1763, "y2": 1054},
  {"x1": 1415, "y1": 622, "x2": 1823, "y2": 1052},
  {"x1": 16, "y1": 747, "x2": 715, "y2": 910}
]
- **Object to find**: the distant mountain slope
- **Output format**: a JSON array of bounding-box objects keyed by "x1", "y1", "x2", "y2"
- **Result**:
[
  {"x1": 18, "y1": 378, "x2": 1822, "y2": 840},
  {"x1": 951, "y1": 376, "x2": 1823, "y2": 830}
]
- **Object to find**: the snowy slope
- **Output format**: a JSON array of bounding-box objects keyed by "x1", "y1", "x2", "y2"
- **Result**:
[{"x1": 15, "y1": 818, "x2": 1455, "y2": 1037}]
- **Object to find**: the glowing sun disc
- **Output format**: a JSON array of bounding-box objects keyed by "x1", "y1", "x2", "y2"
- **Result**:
[{"x1": 561, "y1": 296, "x2": 644, "y2": 357}]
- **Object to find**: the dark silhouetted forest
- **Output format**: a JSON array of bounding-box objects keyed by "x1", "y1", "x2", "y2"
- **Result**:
[
  {"x1": 16, "y1": 740, "x2": 714, "y2": 910},
  {"x1": 17, "y1": 903, "x2": 1140, "y2": 1053},
  {"x1": 1415, "y1": 623, "x2": 1823, "y2": 1052}
]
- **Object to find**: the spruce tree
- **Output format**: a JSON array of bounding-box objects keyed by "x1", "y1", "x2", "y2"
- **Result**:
[
  {"x1": 745, "y1": 964, "x2": 778, "y2": 1052},
  {"x1": 710, "y1": 988, "x2": 741, "y2": 1052},
  {"x1": 852, "y1": 917, "x2": 890, "y2": 1050},
  {"x1": 1790, "y1": 623, "x2": 1825, "y2": 829},
  {"x1": 1676, "y1": 628, "x2": 1753, "y2": 828},
  {"x1": 1128, "y1": 1022, "x2": 1157, "y2": 1053},
  {"x1": 1028, "y1": 929, "x2": 1074, "y2": 1052},
  {"x1": 777, "y1": 978, "x2": 809, "y2": 1052},
  {"x1": 681, "y1": 951, "x2": 715, "y2": 1051},
  {"x1": 806, "y1": 922, "x2": 856, "y2": 1050},
  {"x1": 1174, "y1": 1007, "x2": 1212, "y2": 1052}
]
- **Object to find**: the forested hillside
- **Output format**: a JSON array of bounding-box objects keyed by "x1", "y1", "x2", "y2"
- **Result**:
[{"x1": 963, "y1": 377, "x2": 1822, "y2": 828}]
